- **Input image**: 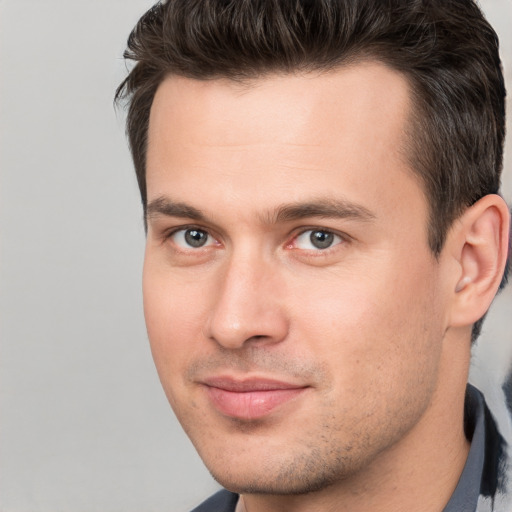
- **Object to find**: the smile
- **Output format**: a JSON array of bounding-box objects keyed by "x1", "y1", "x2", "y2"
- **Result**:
[{"x1": 202, "y1": 377, "x2": 308, "y2": 420}]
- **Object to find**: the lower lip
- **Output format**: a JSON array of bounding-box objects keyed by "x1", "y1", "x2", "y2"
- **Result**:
[{"x1": 205, "y1": 386, "x2": 306, "y2": 420}]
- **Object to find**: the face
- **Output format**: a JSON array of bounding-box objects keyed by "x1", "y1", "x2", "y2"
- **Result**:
[{"x1": 144, "y1": 63, "x2": 449, "y2": 494}]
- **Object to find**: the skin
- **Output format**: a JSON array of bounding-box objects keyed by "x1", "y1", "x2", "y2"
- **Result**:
[{"x1": 143, "y1": 62, "x2": 508, "y2": 511}]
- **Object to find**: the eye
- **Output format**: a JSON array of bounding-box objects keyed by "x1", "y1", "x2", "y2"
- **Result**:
[
  {"x1": 293, "y1": 229, "x2": 343, "y2": 250},
  {"x1": 170, "y1": 228, "x2": 215, "y2": 249}
]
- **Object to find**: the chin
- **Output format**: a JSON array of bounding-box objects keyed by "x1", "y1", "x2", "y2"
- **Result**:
[{"x1": 204, "y1": 449, "x2": 354, "y2": 496}]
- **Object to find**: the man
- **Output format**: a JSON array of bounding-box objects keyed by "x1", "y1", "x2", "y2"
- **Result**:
[{"x1": 116, "y1": 1, "x2": 511, "y2": 510}]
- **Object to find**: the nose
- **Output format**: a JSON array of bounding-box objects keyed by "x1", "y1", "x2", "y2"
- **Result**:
[{"x1": 205, "y1": 254, "x2": 289, "y2": 350}]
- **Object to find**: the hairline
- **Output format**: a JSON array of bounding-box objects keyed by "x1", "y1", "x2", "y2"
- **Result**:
[{"x1": 141, "y1": 55, "x2": 441, "y2": 252}]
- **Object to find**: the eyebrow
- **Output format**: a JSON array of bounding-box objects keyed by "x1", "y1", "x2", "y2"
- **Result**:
[
  {"x1": 146, "y1": 197, "x2": 206, "y2": 222},
  {"x1": 271, "y1": 199, "x2": 376, "y2": 223},
  {"x1": 146, "y1": 196, "x2": 376, "y2": 225}
]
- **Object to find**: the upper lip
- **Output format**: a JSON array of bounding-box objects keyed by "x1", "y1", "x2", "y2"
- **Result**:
[{"x1": 201, "y1": 376, "x2": 307, "y2": 392}]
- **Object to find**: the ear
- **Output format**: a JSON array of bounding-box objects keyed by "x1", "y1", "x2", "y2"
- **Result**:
[{"x1": 447, "y1": 194, "x2": 510, "y2": 329}]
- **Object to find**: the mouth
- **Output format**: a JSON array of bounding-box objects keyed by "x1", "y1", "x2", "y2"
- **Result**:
[{"x1": 201, "y1": 376, "x2": 308, "y2": 420}]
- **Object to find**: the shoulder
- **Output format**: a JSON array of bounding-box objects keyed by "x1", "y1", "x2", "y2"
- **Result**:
[
  {"x1": 469, "y1": 382, "x2": 512, "y2": 511},
  {"x1": 190, "y1": 490, "x2": 239, "y2": 512}
]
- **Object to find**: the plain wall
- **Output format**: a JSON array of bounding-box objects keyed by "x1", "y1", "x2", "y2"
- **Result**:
[{"x1": 0, "y1": 1, "x2": 511, "y2": 511}]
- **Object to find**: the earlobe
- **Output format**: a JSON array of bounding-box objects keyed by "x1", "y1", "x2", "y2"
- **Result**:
[{"x1": 449, "y1": 194, "x2": 510, "y2": 328}]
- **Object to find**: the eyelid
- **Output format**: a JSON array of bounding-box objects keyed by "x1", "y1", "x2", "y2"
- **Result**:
[
  {"x1": 165, "y1": 224, "x2": 221, "y2": 250},
  {"x1": 287, "y1": 227, "x2": 348, "y2": 251},
  {"x1": 158, "y1": 223, "x2": 349, "y2": 253}
]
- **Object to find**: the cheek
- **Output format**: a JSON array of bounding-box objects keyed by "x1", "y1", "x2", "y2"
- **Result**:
[
  {"x1": 291, "y1": 258, "x2": 443, "y2": 393},
  {"x1": 142, "y1": 256, "x2": 210, "y2": 392},
  {"x1": 294, "y1": 275, "x2": 442, "y2": 443}
]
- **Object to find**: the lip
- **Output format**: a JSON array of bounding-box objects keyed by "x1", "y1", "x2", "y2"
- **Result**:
[{"x1": 202, "y1": 376, "x2": 308, "y2": 420}]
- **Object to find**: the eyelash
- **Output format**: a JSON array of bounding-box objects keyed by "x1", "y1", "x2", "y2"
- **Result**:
[
  {"x1": 288, "y1": 227, "x2": 347, "y2": 254},
  {"x1": 164, "y1": 225, "x2": 219, "y2": 251},
  {"x1": 162, "y1": 225, "x2": 349, "y2": 254}
]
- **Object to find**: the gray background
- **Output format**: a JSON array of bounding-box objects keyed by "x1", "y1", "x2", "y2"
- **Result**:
[{"x1": 0, "y1": 1, "x2": 511, "y2": 511}]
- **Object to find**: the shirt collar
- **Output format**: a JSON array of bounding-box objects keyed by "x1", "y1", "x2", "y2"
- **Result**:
[{"x1": 443, "y1": 385, "x2": 487, "y2": 512}]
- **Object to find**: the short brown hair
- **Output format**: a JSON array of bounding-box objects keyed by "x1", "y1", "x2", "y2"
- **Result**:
[{"x1": 116, "y1": 0, "x2": 509, "y2": 338}]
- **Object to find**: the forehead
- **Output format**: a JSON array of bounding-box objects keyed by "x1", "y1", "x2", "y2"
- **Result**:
[
  {"x1": 146, "y1": 62, "x2": 426, "y2": 229},
  {"x1": 148, "y1": 61, "x2": 411, "y2": 151}
]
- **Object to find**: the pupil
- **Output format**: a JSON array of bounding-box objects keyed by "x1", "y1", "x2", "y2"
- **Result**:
[
  {"x1": 185, "y1": 229, "x2": 207, "y2": 248},
  {"x1": 310, "y1": 230, "x2": 333, "y2": 249}
]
